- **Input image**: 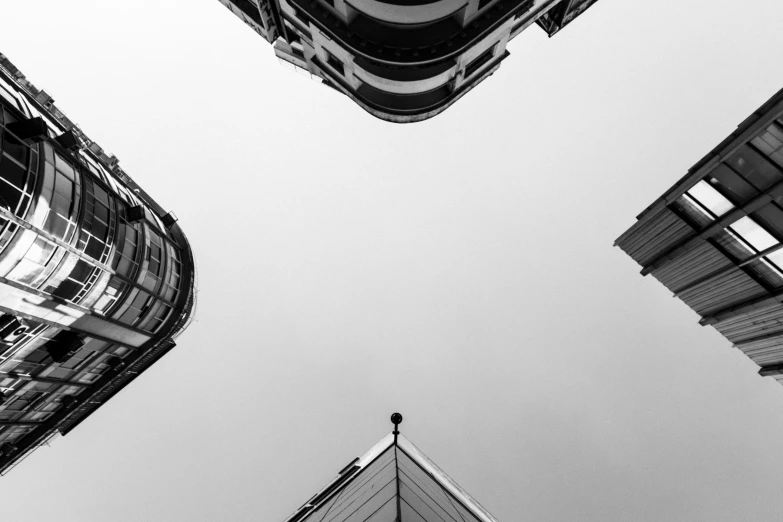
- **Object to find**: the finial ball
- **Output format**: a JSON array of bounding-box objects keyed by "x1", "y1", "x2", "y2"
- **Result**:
[{"x1": 391, "y1": 413, "x2": 403, "y2": 425}]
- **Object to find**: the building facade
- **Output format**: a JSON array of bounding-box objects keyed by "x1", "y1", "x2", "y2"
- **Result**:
[
  {"x1": 283, "y1": 414, "x2": 500, "y2": 522},
  {"x1": 0, "y1": 53, "x2": 197, "y2": 474},
  {"x1": 217, "y1": 0, "x2": 602, "y2": 123},
  {"x1": 616, "y1": 87, "x2": 783, "y2": 387}
]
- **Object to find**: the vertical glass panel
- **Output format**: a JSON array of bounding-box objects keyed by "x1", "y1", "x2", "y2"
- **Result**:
[
  {"x1": 730, "y1": 216, "x2": 778, "y2": 252},
  {"x1": 687, "y1": 180, "x2": 733, "y2": 217}
]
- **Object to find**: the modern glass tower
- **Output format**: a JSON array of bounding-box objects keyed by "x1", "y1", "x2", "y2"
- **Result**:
[
  {"x1": 0, "y1": 53, "x2": 197, "y2": 473},
  {"x1": 283, "y1": 414, "x2": 500, "y2": 522},
  {"x1": 216, "y1": 0, "x2": 602, "y2": 123},
  {"x1": 616, "y1": 87, "x2": 783, "y2": 387}
]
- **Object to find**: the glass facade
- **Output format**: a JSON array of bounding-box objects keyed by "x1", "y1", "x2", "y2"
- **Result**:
[{"x1": 0, "y1": 55, "x2": 196, "y2": 474}]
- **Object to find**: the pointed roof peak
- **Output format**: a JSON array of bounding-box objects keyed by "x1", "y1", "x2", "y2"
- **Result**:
[{"x1": 283, "y1": 416, "x2": 500, "y2": 522}]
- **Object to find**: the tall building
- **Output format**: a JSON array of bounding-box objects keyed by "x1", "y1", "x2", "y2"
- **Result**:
[
  {"x1": 217, "y1": 0, "x2": 602, "y2": 123},
  {"x1": 283, "y1": 414, "x2": 500, "y2": 522},
  {"x1": 0, "y1": 53, "x2": 197, "y2": 474},
  {"x1": 616, "y1": 87, "x2": 783, "y2": 387}
]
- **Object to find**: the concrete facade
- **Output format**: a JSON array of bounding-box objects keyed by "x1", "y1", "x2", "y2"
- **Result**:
[
  {"x1": 0, "y1": 53, "x2": 197, "y2": 474},
  {"x1": 616, "y1": 87, "x2": 783, "y2": 388},
  {"x1": 218, "y1": 0, "x2": 603, "y2": 122}
]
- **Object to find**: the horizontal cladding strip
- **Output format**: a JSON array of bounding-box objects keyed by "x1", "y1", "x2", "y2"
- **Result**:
[
  {"x1": 653, "y1": 243, "x2": 731, "y2": 292},
  {"x1": 0, "y1": 281, "x2": 151, "y2": 347},
  {"x1": 616, "y1": 203, "x2": 682, "y2": 251},
  {"x1": 678, "y1": 270, "x2": 764, "y2": 305},
  {"x1": 743, "y1": 347, "x2": 783, "y2": 361},
  {"x1": 713, "y1": 306, "x2": 783, "y2": 340},
  {"x1": 759, "y1": 363, "x2": 783, "y2": 376},
  {"x1": 679, "y1": 276, "x2": 766, "y2": 316},
  {"x1": 617, "y1": 208, "x2": 694, "y2": 267},
  {"x1": 700, "y1": 294, "x2": 782, "y2": 326}
]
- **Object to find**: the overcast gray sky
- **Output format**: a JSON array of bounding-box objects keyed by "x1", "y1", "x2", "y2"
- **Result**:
[{"x1": 3, "y1": 0, "x2": 783, "y2": 520}]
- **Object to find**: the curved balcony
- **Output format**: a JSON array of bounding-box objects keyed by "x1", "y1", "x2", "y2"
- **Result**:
[
  {"x1": 352, "y1": 56, "x2": 456, "y2": 94},
  {"x1": 345, "y1": 0, "x2": 467, "y2": 25},
  {"x1": 315, "y1": 50, "x2": 508, "y2": 122},
  {"x1": 290, "y1": 0, "x2": 534, "y2": 65}
]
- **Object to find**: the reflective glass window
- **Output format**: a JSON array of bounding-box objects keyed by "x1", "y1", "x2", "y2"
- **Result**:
[{"x1": 6, "y1": 236, "x2": 58, "y2": 285}]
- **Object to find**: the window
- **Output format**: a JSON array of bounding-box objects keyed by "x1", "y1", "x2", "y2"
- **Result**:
[
  {"x1": 325, "y1": 51, "x2": 344, "y2": 76},
  {"x1": 6, "y1": 236, "x2": 58, "y2": 285},
  {"x1": 464, "y1": 45, "x2": 496, "y2": 79},
  {"x1": 142, "y1": 231, "x2": 164, "y2": 293},
  {"x1": 751, "y1": 123, "x2": 783, "y2": 169},
  {"x1": 49, "y1": 258, "x2": 98, "y2": 302},
  {"x1": 93, "y1": 277, "x2": 128, "y2": 315},
  {"x1": 687, "y1": 180, "x2": 733, "y2": 217},
  {"x1": 671, "y1": 193, "x2": 714, "y2": 228},
  {"x1": 730, "y1": 216, "x2": 778, "y2": 252}
]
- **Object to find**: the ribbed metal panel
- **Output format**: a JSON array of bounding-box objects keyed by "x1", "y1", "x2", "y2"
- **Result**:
[
  {"x1": 677, "y1": 268, "x2": 767, "y2": 316},
  {"x1": 713, "y1": 304, "x2": 783, "y2": 343},
  {"x1": 736, "y1": 335, "x2": 783, "y2": 366},
  {"x1": 616, "y1": 207, "x2": 693, "y2": 267},
  {"x1": 651, "y1": 241, "x2": 732, "y2": 293}
]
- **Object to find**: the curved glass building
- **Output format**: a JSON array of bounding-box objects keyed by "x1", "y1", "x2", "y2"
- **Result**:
[
  {"x1": 0, "y1": 53, "x2": 196, "y2": 474},
  {"x1": 217, "y1": 0, "x2": 602, "y2": 123}
]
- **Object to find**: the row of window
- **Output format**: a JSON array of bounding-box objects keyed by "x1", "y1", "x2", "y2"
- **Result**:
[
  {"x1": 0, "y1": 139, "x2": 183, "y2": 334},
  {"x1": 0, "y1": 328, "x2": 133, "y2": 444}
]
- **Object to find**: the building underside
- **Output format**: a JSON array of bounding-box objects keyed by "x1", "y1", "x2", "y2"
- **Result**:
[
  {"x1": 218, "y1": 0, "x2": 602, "y2": 122},
  {"x1": 616, "y1": 87, "x2": 783, "y2": 388}
]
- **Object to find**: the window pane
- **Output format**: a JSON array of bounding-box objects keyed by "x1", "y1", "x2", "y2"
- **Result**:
[
  {"x1": 687, "y1": 180, "x2": 733, "y2": 216},
  {"x1": 730, "y1": 216, "x2": 778, "y2": 251}
]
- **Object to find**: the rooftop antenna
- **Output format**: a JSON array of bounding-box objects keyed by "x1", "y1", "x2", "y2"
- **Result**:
[{"x1": 391, "y1": 412, "x2": 403, "y2": 522}]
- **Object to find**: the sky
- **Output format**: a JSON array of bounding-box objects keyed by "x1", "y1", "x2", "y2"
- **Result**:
[{"x1": 2, "y1": 0, "x2": 783, "y2": 520}]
